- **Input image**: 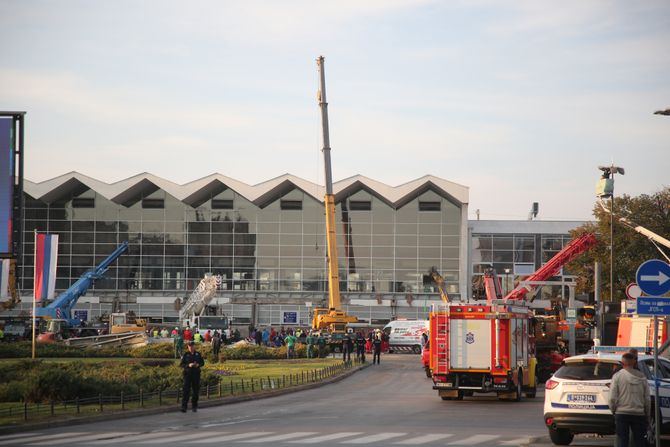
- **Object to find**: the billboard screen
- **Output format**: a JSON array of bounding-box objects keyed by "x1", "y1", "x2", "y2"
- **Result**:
[{"x1": 0, "y1": 118, "x2": 13, "y2": 254}]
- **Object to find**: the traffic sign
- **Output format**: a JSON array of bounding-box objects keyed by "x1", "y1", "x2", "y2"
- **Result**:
[
  {"x1": 625, "y1": 283, "x2": 642, "y2": 300},
  {"x1": 636, "y1": 260, "x2": 670, "y2": 296},
  {"x1": 636, "y1": 296, "x2": 670, "y2": 316}
]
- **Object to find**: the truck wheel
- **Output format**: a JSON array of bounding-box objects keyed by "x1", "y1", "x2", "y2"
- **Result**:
[
  {"x1": 441, "y1": 396, "x2": 451, "y2": 401},
  {"x1": 548, "y1": 427, "x2": 573, "y2": 445},
  {"x1": 514, "y1": 375, "x2": 523, "y2": 402},
  {"x1": 413, "y1": 345, "x2": 422, "y2": 354},
  {"x1": 524, "y1": 386, "x2": 537, "y2": 399},
  {"x1": 424, "y1": 367, "x2": 432, "y2": 378}
]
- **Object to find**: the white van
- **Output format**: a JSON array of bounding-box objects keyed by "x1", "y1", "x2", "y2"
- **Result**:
[{"x1": 383, "y1": 320, "x2": 429, "y2": 354}]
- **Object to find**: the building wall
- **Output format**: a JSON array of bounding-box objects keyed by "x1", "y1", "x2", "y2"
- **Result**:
[
  {"x1": 468, "y1": 220, "x2": 587, "y2": 300},
  {"x1": 20, "y1": 185, "x2": 465, "y2": 305}
]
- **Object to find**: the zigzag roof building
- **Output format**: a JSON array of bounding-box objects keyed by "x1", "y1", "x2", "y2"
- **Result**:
[{"x1": 24, "y1": 172, "x2": 469, "y2": 209}]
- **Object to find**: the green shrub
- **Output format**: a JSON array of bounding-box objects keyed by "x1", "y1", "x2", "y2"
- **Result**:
[{"x1": 218, "y1": 343, "x2": 330, "y2": 361}]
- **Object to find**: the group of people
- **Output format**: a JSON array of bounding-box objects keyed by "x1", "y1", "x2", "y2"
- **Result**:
[
  {"x1": 171, "y1": 326, "x2": 242, "y2": 358},
  {"x1": 340, "y1": 330, "x2": 385, "y2": 364}
]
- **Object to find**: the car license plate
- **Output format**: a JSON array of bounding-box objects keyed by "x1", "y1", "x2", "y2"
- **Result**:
[{"x1": 567, "y1": 393, "x2": 596, "y2": 403}]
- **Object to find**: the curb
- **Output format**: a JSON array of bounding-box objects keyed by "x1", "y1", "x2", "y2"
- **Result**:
[{"x1": 0, "y1": 362, "x2": 371, "y2": 436}]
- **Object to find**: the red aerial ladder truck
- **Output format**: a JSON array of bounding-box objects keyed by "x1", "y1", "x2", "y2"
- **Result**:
[{"x1": 429, "y1": 233, "x2": 597, "y2": 401}]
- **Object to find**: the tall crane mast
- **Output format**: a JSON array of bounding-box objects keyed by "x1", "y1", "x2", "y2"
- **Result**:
[
  {"x1": 317, "y1": 55, "x2": 342, "y2": 312},
  {"x1": 311, "y1": 56, "x2": 357, "y2": 333}
]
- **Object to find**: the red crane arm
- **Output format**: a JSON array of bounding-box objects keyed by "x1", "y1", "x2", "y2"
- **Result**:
[{"x1": 504, "y1": 233, "x2": 598, "y2": 301}]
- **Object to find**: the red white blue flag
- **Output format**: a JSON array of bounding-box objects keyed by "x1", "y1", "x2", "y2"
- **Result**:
[{"x1": 34, "y1": 233, "x2": 58, "y2": 301}]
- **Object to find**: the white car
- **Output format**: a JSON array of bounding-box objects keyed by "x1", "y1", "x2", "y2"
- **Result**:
[{"x1": 543, "y1": 351, "x2": 670, "y2": 445}]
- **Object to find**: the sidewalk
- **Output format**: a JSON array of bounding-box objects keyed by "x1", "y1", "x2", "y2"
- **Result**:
[{"x1": 521, "y1": 434, "x2": 614, "y2": 446}]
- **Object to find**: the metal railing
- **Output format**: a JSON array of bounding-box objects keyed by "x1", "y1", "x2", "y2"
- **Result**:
[{"x1": 0, "y1": 360, "x2": 359, "y2": 425}]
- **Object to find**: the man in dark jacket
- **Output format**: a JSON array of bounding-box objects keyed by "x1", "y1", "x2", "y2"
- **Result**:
[
  {"x1": 180, "y1": 341, "x2": 205, "y2": 412},
  {"x1": 355, "y1": 331, "x2": 366, "y2": 362},
  {"x1": 372, "y1": 335, "x2": 382, "y2": 364},
  {"x1": 342, "y1": 333, "x2": 354, "y2": 362}
]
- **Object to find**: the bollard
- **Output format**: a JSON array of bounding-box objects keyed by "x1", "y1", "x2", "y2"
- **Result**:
[
  {"x1": 121, "y1": 392, "x2": 125, "y2": 411},
  {"x1": 24, "y1": 402, "x2": 27, "y2": 421},
  {"x1": 159, "y1": 389, "x2": 162, "y2": 406},
  {"x1": 177, "y1": 389, "x2": 181, "y2": 404},
  {"x1": 50, "y1": 400, "x2": 54, "y2": 416},
  {"x1": 251, "y1": 379, "x2": 255, "y2": 392},
  {"x1": 231, "y1": 380, "x2": 234, "y2": 395},
  {"x1": 140, "y1": 389, "x2": 144, "y2": 408},
  {"x1": 268, "y1": 376, "x2": 271, "y2": 388},
  {"x1": 242, "y1": 380, "x2": 245, "y2": 392},
  {"x1": 99, "y1": 394, "x2": 103, "y2": 412},
  {"x1": 219, "y1": 380, "x2": 222, "y2": 398},
  {"x1": 76, "y1": 397, "x2": 80, "y2": 414}
]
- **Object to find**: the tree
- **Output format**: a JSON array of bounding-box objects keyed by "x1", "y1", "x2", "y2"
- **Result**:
[{"x1": 567, "y1": 187, "x2": 670, "y2": 301}]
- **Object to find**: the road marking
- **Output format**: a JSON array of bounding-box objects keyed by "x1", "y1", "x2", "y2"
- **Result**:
[
  {"x1": 0, "y1": 433, "x2": 42, "y2": 441},
  {"x1": 447, "y1": 434, "x2": 500, "y2": 445},
  {"x1": 188, "y1": 432, "x2": 274, "y2": 443},
  {"x1": 0, "y1": 432, "x2": 85, "y2": 445},
  {"x1": 498, "y1": 437, "x2": 532, "y2": 445},
  {"x1": 88, "y1": 431, "x2": 176, "y2": 444},
  {"x1": 29, "y1": 433, "x2": 137, "y2": 445},
  {"x1": 239, "y1": 432, "x2": 318, "y2": 443},
  {"x1": 393, "y1": 434, "x2": 454, "y2": 444},
  {"x1": 289, "y1": 432, "x2": 364, "y2": 443},
  {"x1": 341, "y1": 433, "x2": 407, "y2": 444},
  {"x1": 139, "y1": 432, "x2": 229, "y2": 443}
]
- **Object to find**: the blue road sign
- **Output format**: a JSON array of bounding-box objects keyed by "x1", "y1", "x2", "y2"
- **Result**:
[
  {"x1": 637, "y1": 297, "x2": 670, "y2": 316},
  {"x1": 636, "y1": 260, "x2": 670, "y2": 296}
]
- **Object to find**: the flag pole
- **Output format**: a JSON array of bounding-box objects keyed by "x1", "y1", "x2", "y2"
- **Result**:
[{"x1": 32, "y1": 230, "x2": 37, "y2": 359}]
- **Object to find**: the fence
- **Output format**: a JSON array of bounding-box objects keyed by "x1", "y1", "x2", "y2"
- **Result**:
[{"x1": 0, "y1": 360, "x2": 358, "y2": 425}]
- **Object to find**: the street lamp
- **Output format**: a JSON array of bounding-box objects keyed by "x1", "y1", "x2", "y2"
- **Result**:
[{"x1": 596, "y1": 165, "x2": 625, "y2": 302}]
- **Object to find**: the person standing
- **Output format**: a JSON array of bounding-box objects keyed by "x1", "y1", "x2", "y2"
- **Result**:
[
  {"x1": 342, "y1": 332, "x2": 353, "y2": 363},
  {"x1": 285, "y1": 330, "x2": 297, "y2": 359},
  {"x1": 306, "y1": 331, "x2": 315, "y2": 359},
  {"x1": 372, "y1": 335, "x2": 382, "y2": 365},
  {"x1": 355, "y1": 331, "x2": 366, "y2": 362},
  {"x1": 174, "y1": 331, "x2": 184, "y2": 359},
  {"x1": 211, "y1": 331, "x2": 222, "y2": 359},
  {"x1": 180, "y1": 341, "x2": 205, "y2": 413},
  {"x1": 608, "y1": 352, "x2": 650, "y2": 447},
  {"x1": 317, "y1": 333, "x2": 327, "y2": 358}
]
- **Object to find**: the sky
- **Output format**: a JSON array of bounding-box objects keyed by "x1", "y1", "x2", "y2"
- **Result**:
[{"x1": 1, "y1": 0, "x2": 668, "y2": 221}]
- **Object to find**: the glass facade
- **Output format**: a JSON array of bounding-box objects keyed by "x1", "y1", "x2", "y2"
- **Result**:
[
  {"x1": 21, "y1": 185, "x2": 463, "y2": 300},
  {"x1": 470, "y1": 232, "x2": 577, "y2": 300}
]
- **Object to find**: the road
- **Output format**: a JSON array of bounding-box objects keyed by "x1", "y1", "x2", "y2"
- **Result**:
[{"x1": 0, "y1": 354, "x2": 598, "y2": 447}]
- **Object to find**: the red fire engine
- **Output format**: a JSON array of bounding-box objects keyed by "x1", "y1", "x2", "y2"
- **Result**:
[{"x1": 429, "y1": 233, "x2": 597, "y2": 401}]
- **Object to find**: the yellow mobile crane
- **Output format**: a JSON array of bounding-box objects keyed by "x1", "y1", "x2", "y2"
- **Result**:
[{"x1": 311, "y1": 56, "x2": 358, "y2": 334}]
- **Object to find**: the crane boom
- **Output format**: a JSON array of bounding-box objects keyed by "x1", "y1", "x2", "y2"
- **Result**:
[
  {"x1": 598, "y1": 198, "x2": 670, "y2": 262},
  {"x1": 503, "y1": 233, "x2": 597, "y2": 301},
  {"x1": 317, "y1": 55, "x2": 342, "y2": 312},
  {"x1": 311, "y1": 56, "x2": 357, "y2": 333}
]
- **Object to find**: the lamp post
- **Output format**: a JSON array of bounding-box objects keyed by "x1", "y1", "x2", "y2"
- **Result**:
[{"x1": 597, "y1": 165, "x2": 625, "y2": 302}]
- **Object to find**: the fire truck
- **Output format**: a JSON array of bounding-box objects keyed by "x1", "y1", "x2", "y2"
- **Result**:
[{"x1": 429, "y1": 233, "x2": 597, "y2": 401}]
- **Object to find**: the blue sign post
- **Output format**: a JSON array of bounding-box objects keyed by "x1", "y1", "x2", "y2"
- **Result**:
[{"x1": 636, "y1": 260, "x2": 670, "y2": 296}]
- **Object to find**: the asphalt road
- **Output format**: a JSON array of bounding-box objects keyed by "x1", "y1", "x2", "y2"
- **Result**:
[{"x1": 1, "y1": 355, "x2": 557, "y2": 447}]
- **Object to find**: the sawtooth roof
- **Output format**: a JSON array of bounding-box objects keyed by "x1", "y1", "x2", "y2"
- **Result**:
[{"x1": 24, "y1": 172, "x2": 469, "y2": 208}]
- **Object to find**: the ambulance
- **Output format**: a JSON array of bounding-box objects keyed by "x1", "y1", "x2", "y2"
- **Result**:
[{"x1": 383, "y1": 319, "x2": 429, "y2": 354}]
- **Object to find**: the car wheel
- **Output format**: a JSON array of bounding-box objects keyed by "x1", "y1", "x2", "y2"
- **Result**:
[
  {"x1": 548, "y1": 427, "x2": 573, "y2": 445},
  {"x1": 413, "y1": 345, "x2": 422, "y2": 354}
]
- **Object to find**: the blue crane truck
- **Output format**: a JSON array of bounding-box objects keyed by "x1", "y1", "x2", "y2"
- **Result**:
[{"x1": 36, "y1": 241, "x2": 129, "y2": 342}]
